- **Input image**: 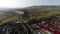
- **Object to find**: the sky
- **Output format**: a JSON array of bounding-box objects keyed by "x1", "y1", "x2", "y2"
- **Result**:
[{"x1": 0, "y1": 0, "x2": 60, "y2": 8}]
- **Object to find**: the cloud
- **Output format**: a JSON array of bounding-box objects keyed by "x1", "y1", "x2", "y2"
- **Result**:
[{"x1": 0, "y1": 0, "x2": 60, "y2": 8}]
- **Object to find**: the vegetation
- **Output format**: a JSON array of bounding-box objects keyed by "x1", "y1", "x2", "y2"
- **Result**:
[{"x1": 27, "y1": 9, "x2": 60, "y2": 20}]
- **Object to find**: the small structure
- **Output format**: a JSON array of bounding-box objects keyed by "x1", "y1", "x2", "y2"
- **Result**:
[{"x1": 15, "y1": 11, "x2": 24, "y2": 15}]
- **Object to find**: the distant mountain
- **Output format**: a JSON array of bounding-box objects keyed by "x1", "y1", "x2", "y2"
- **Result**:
[
  {"x1": 0, "y1": 5, "x2": 60, "y2": 12},
  {"x1": 21, "y1": 5, "x2": 60, "y2": 10}
]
